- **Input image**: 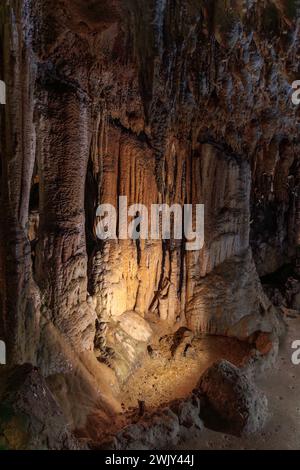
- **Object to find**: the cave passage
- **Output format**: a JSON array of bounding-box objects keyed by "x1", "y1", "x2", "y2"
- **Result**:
[{"x1": 0, "y1": 0, "x2": 300, "y2": 452}]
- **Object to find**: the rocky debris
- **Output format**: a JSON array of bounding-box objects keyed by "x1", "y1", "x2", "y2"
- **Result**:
[
  {"x1": 263, "y1": 284, "x2": 285, "y2": 308},
  {"x1": 94, "y1": 319, "x2": 114, "y2": 365},
  {"x1": 262, "y1": 268, "x2": 300, "y2": 313},
  {"x1": 114, "y1": 408, "x2": 180, "y2": 450},
  {"x1": 0, "y1": 364, "x2": 84, "y2": 450},
  {"x1": 1, "y1": 0, "x2": 295, "y2": 375},
  {"x1": 197, "y1": 360, "x2": 268, "y2": 436},
  {"x1": 98, "y1": 312, "x2": 153, "y2": 382},
  {"x1": 176, "y1": 396, "x2": 202, "y2": 429},
  {"x1": 102, "y1": 393, "x2": 203, "y2": 450},
  {"x1": 169, "y1": 395, "x2": 203, "y2": 442},
  {"x1": 147, "y1": 345, "x2": 160, "y2": 359},
  {"x1": 281, "y1": 306, "x2": 300, "y2": 320},
  {"x1": 249, "y1": 331, "x2": 274, "y2": 357},
  {"x1": 158, "y1": 327, "x2": 195, "y2": 359},
  {"x1": 117, "y1": 311, "x2": 153, "y2": 343},
  {"x1": 0, "y1": 0, "x2": 298, "y2": 445}
]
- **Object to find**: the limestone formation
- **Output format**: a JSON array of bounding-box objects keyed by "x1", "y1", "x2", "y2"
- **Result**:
[
  {"x1": 0, "y1": 364, "x2": 83, "y2": 450},
  {"x1": 108, "y1": 394, "x2": 203, "y2": 450},
  {"x1": 198, "y1": 360, "x2": 269, "y2": 436},
  {"x1": 0, "y1": 0, "x2": 299, "y2": 449}
]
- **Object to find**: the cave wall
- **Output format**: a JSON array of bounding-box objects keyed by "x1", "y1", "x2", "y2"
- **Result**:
[{"x1": 0, "y1": 0, "x2": 299, "y2": 376}]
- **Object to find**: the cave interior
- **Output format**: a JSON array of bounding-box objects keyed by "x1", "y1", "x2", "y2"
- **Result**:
[{"x1": 0, "y1": 0, "x2": 300, "y2": 451}]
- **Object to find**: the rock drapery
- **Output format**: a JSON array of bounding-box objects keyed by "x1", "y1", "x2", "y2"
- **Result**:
[{"x1": 0, "y1": 0, "x2": 299, "y2": 439}]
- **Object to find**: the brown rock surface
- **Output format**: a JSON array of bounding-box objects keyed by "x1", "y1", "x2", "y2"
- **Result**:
[
  {"x1": 198, "y1": 359, "x2": 268, "y2": 436},
  {"x1": 0, "y1": 364, "x2": 83, "y2": 449},
  {"x1": 0, "y1": 0, "x2": 299, "y2": 445}
]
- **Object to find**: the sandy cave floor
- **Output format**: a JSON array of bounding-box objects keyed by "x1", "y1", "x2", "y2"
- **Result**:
[
  {"x1": 118, "y1": 315, "x2": 300, "y2": 450},
  {"x1": 177, "y1": 315, "x2": 300, "y2": 450},
  {"x1": 120, "y1": 336, "x2": 252, "y2": 410}
]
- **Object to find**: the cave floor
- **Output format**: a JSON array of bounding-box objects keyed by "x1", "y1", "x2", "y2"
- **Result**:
[
  {"x1": 118, "y1": 316, "x2": 300, "y2": 450},
  {"x1": 85, "y1": 329, "x2": 255, "y2": 445},
  {"x1": 120, "y1": 334, "x2": 253, "y2": 411},
  {"x1": 174, "y1": 315, "x2": 300, "y2": 450}
]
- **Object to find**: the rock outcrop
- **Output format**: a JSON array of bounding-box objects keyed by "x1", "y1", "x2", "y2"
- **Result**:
[
  {"x1": 0, "y1": 364, "x2": 83, "y2": 450},
  {"x1": 99, "y1": 394, "x2": 203, "y2": 450},
  {"x1": 0, "y1": 0, "x2": 299, "y2": 441},
  {"x1": 198, "y1": 359, "x2": 268, "y2": 436},
  {"x1": 101, "y1": 311, "x2": 154, "y2": 382}
]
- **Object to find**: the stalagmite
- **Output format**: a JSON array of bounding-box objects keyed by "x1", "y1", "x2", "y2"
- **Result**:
[{"x1": 0, "y1": 0, "x2": 299, "y2": 452}]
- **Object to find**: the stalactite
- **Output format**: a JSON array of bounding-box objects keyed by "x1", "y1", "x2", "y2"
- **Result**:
[{"x1": 0, "y1": 0, "x2": 299, "y2": 446}]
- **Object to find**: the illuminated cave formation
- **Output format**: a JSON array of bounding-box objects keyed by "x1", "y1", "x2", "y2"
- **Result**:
[{"x1": 0, "y1": 0, "x2": 299, "y2": 450}]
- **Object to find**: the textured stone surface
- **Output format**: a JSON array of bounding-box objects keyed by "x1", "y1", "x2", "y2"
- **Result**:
[
  {"x1": 198, "y1": 360, "x2": 268, "y2": 436},
  {"x1": 0, "y1": 0, "x2": 299, "y2": 436},
  {"x1": 105, "y1": 394, "x2": 203, "y2": 450},
  {"x1": 115, "y1": 408, "x2": 181, "y2": 450},
  {"x1": 118, "y1": 311, "x2": 153, "y2": 342},
  {"x1": 101, "y1": 312, "x2": 153, "y2": 382},
  {"x1": 1, "y1": 0, "x2": 297, "y2": 368},
  {"x1": 0, "y1": 364, "x2": 83, "y2": 450},
  {"x1": 171, "y1": 395, "x2": 203, "y2": 442}
]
